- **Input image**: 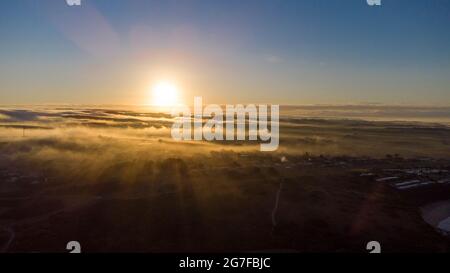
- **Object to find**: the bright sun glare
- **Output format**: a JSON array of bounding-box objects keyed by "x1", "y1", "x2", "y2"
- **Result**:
[{"x1": 151, "y1": 81, "x2": 180, "y2": 107}]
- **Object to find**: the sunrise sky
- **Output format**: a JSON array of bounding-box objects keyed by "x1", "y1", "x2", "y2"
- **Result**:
[{"x1": 0, "y1": 0, "x2": 449, "y2": 106}]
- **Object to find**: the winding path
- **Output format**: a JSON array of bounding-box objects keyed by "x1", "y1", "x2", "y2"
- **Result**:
[{"x1": 271, "y1": 181, "x2": 284, "y2": 228}]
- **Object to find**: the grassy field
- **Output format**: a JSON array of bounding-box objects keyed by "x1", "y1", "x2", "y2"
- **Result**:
[{"x1": 0, "y1": 106, "x2": 450, "y2": 252}]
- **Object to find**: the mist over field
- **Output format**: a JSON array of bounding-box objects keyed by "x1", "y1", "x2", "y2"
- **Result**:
[
  {"x1": 1, "y1": 105, "x2": 450, "y2": 159},
  {"x1": 1, "y1": 105, "x2": 450, "y2": 253},
  {"x1": 1, "y1": 105, "x2": 450, "y2": 194}
]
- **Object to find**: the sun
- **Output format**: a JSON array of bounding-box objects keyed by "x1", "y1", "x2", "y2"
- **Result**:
[{"x1": 151, "y1": 81, "x2": 180, "y2": 107}]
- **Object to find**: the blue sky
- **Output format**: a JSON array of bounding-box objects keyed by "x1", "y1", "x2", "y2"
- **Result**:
[{"x1": 0, "y1": 0, "x2": 449, "y2": 105}]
